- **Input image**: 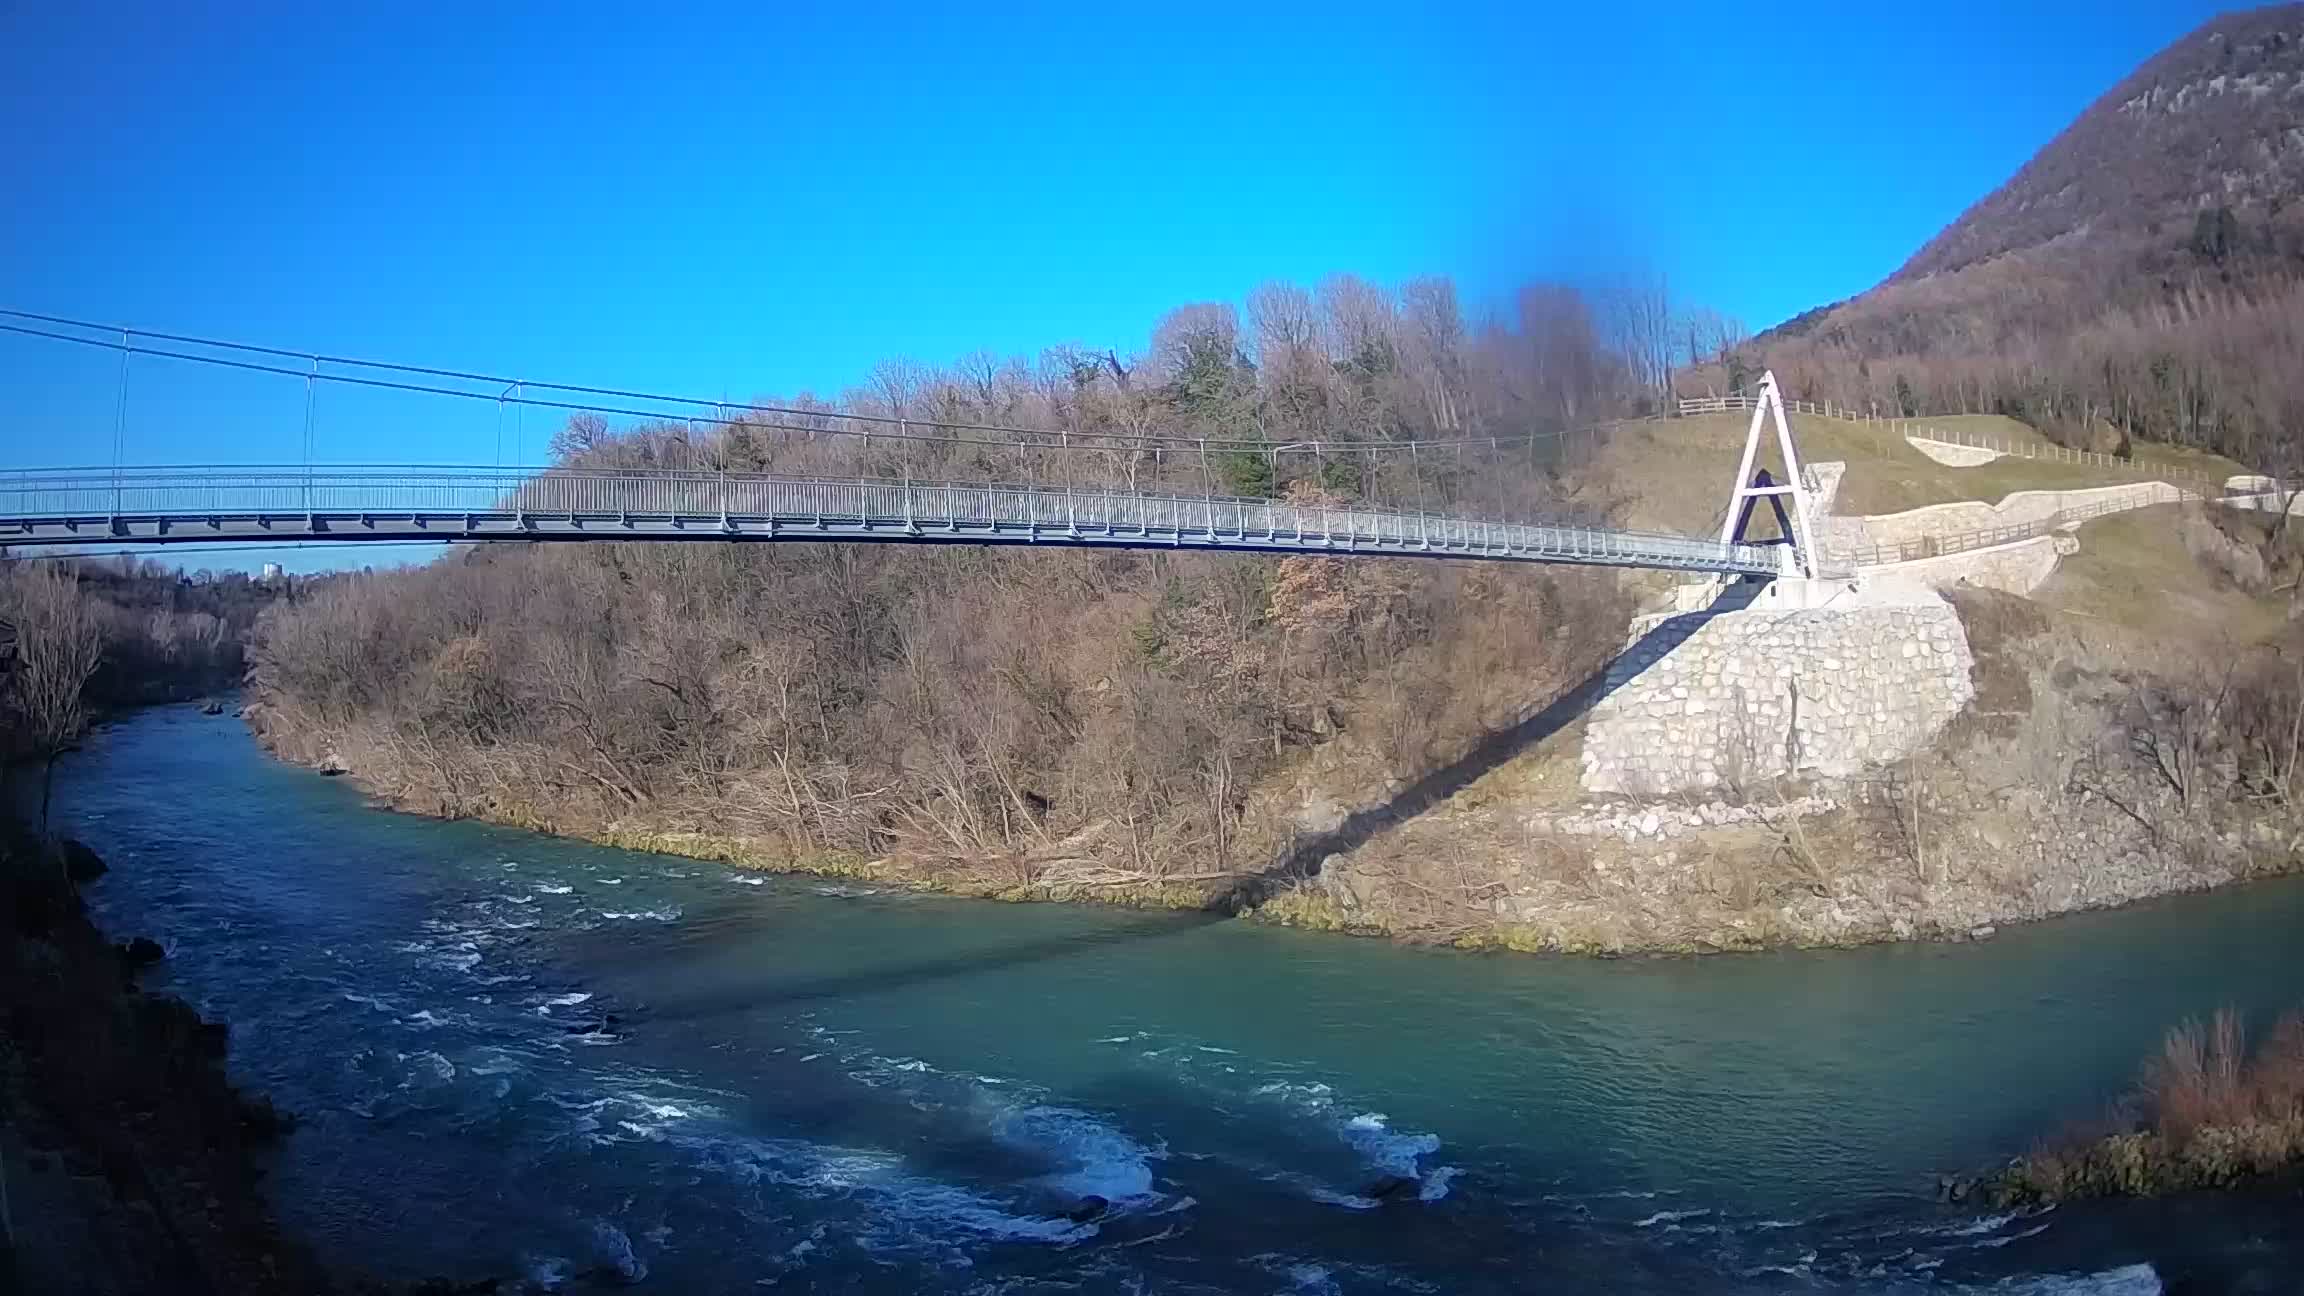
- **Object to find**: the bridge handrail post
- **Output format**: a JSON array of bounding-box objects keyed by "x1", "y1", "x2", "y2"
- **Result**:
[
  {"x1": 900, "y1": 418, "x2": 915, "y2": 532},
  {"x1": 302, "y1": 355, "x2": 319, "y2": 519},
  {"x1": 110, "y1": 329, "x2": 132, "y2": 520},
  {"x1": 1063, "y1": 430, "x2": 1076, "y2": 535}
]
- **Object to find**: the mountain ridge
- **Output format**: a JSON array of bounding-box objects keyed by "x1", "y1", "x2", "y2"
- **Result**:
[
  {"x1": 1895, "y1": 4, "x2": 2304, "y2": 283},
  {"x1": 1734, "y1": 5, "x2": 2304, "y2": 464}
]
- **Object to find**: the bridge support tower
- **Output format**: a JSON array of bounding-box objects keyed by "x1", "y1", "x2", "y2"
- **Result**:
[{"x1": 1718, "y1": 370, "x2": 1822, "y2": 580}]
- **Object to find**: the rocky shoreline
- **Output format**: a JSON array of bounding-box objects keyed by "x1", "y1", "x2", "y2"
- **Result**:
[{"x1": 0, "y1": 821, "x2": 497, "y2": 1295}]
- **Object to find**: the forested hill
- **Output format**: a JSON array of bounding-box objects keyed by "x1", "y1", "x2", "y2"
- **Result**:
[
  {"x1": 1731, "y1": 5, "x2": 2304, "y2": 471},
  {"x1": 1897, "y1": 4, "x2": 2304, "y2": 281}
]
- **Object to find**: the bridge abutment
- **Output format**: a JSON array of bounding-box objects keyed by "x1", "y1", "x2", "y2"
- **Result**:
[{"x1": 1578, "y1": 580, "x2": 1976, "y2": 797}]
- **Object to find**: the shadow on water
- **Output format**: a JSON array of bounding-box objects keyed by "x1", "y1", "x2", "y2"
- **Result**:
[
  {"x1": 616, "y1": 909, "x2": 1227, "y2": 1023},
  {"x1": 1229, "y1": 577, "x2": 1776, "y2": 907}
]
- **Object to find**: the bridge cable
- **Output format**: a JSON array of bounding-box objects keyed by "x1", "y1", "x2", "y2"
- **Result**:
[
  {"x1": 1402, "y1": 444, "x2": 1414, "y2": 518},
  {"x1": 303, "y1": 355, "x2": 319, "y2": 515},
  {"x1": 899, "y1": 417, "x2": 912, "y2": 528},
  {"x1": 0, "y1": 310, "x2": 1577, "y2": 459},
  {"x1": 1492, "y1": 438, "x2": 1503, "y2": 523},
  {"x1": 111, "y1": 328, "x2": 130, "y2": 514}
]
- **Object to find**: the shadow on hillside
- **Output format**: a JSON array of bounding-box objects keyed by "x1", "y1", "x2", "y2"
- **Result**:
[{"x1": 1223, "y1": 576, "x2": 1774, "y2": 909}]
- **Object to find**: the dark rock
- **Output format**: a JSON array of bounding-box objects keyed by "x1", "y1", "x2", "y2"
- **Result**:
[
  {"x1": 126, "y1": 993, "x2": 209, "y2": 1059},
  {"x1": 9, "y1": 871, "x2": 80, "y2": 936},
  {"x1": 1366, "y1": 1174, "x2": 1422, "y2": 1202},
  {"x1": 563, "y1": 1012, "x2": 624, "y2": 1038},
  {"x1": 237, "y1": 1091, "x2": 294, "y2": 1142},
  {"x1": 118, "y1": 935, "x2": 167, "y2": 968},
  {"x1": 199, "y1": 698, "x2": 225, "y2": 715},
  {"x1": 1935, "y1": 1173, "x2": 1976, "y2": 1203},
  {"x1": 58, "y1": 837, "x2": 107, "y2": 882},
  {"x1": 1063, "y1": 1194, "x2": 1110, "y2": 1223}
]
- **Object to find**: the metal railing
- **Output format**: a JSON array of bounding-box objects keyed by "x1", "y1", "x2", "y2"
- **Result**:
[
  {"x1": 1676, "y1": 394, "x2": 1857, "y2": 419},
  {"x1": 0, "y1": 465, "x2": 1786, "y2": 576},
  {"x1": 1898, "y1": 423, "x2": 2226, "y2": 488}
]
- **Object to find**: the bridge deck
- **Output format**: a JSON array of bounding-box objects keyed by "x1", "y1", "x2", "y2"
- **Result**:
[{"x1": 0, "y1": 467, "x2": 1784, "y2": 576}]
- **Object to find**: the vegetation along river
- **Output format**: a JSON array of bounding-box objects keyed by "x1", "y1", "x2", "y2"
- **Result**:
[{"x1": 53, "y1": 704, "x2": 2304, "y2": 1293}]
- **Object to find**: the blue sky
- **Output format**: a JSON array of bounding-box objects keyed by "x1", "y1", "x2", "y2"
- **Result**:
[{"x1": 0, "y1": 0, "x2": 2236, "y2": 567}]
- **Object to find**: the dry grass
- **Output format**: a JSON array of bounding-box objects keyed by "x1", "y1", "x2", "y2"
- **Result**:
[
  {"x1": 1446, "y1": 714, "x2": 1592, "y2": 813},
  {"x1": 2126, "y1": 438, "x2": 2253, "y2": 484},
  {"x1": 1911, "y1": 413, "x2": 2059, "y2": 448},
  {"x1": 2000, "y1": 1009, "x2": 2304, "y2": 1202},
  {"x1": 1591, "y1": 411, "x2": 2191, "y2": 535},
  {"x1": 2032, "y1": 504, "x2": 2291, "y2": 648}
]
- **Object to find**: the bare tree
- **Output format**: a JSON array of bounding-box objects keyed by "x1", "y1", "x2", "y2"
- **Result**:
[
  {"x1": 1248, "y1": 281, "x2": 1327, "y2": 433},
  {"x1": 1398, "y1": 276, "x2": 1468, "y2": 433},
  {"x1": 1599, "y1": 271, "x2": 1675, "y2": 397},
  {"x1": 1318, "y1": 274, "x2": 1396, "y2": 369},
  {"x1": 1148, "y1": 303, "x2": 1244, "y2": 384},
  {"x1": 0, "y1": 564, "x2": 105, "y2": 829}
]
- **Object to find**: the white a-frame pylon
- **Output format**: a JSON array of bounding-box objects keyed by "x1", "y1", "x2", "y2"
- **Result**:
[{"x1": 1717, "y1": 370, "x2": 1820, "y2": 578}]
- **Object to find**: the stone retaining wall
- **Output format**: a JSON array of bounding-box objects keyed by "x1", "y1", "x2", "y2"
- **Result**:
[{"x1": 1579, "y1": 592, "x2": 1976, "y2": 795}]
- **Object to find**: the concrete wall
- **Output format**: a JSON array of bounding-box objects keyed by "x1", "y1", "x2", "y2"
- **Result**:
[
  {"x1": 1847, "y1": 482, "x2": 2187, "y2": 549},
  {"x1": 1857, "y1": 534, "x2": 2069, "y2": 596},
  {"x1": 1579, "y1": 590, "x2": 1976, "y2": 796},
  {"x1": 1907, "y1": 436, "x2": 2002, "y2": 467}
]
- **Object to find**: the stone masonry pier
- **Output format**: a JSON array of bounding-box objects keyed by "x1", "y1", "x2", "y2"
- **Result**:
[{"x1": 1578, "y1": 581, "x2": 1976, "y2": 796}]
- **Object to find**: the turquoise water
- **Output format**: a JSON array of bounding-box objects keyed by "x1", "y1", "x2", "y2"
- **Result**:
[{"x1": 54, "y1": 704, "x2": 2304, "y2": 1292}]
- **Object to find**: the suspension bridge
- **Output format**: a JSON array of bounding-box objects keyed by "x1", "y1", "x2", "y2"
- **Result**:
[{"x1": 0, "y1": 311, "x2": 1806, "y2": 578}]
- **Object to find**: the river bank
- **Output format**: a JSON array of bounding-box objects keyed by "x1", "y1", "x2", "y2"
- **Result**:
[
  {"x1": 245, "y1": 682, "x2": 2304, "y2": 961},
  {"x1": 52, "y1": 701, "x2": 2304, "y2": 1292},
  {"x1": 242, "y1": 705, "x2": 1238, "y2": 914},
  {"x1": 0, "y1": 819, "x2": 496, "y2": 1294}
]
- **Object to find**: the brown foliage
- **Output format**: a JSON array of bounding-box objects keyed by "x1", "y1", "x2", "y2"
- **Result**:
[
  {"x1": 252, "y1": 522, "x2": 1629, "y2": 890},
  {"x1": 248, "y1": 274, "x2": 1667, "y2": 888},
  {"x1": 2003, "y1": 1007, "x2": 2304, "y2": 1202}
]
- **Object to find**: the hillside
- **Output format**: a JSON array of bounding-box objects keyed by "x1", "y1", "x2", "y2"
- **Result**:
[
  {"x1": 1897, "y1": 5, "x2": 2304, "y2": 281},
  {"x1": 1732, "y1": 5, "x2": 2304, "y2": 471}
]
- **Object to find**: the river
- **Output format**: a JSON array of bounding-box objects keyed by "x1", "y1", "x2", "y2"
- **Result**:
[{"x1": 49, "y1": 704, "x2": 2304, "y2": 1293}]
